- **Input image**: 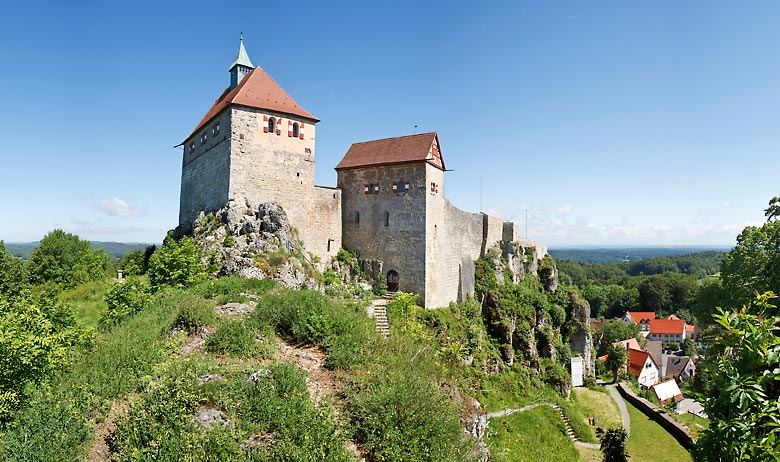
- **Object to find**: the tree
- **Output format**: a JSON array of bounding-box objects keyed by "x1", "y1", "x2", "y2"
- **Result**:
[
  {"x1": 695, "y1": 292, "x2": 780, "y2": 461},
  {"x1": 596, "y1": 319, "x2": 640, "y2": 355},
  {"x1": 600, "y1": 426, "x2": 629, "y2": 462},
  {"x1": 682, "y1": 338, "x2": 697, "y2": 357},
  {"x1": 147, "y1": 236, "x2": 207, "y2": 290},
  {"x1": 765, "y1": 196, "x2": 780, "y2": 221},
  {"x1": 720, "y1": 219, "x2": 780, "y2": 308},
  {"x1": 0, "y1": 242, "x2": 26, "y2": 299},
  {"x1": 605, "y1": 344, "x2": 627, "y2": 384},
  {"x1": 26, "y1": 229, "x2": 111, "y2": 289}
]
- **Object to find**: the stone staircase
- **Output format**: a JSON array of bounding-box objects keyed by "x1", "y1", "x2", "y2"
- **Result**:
[{"x1": 551, "y1": 404, "x2": 579, "y2": 443}]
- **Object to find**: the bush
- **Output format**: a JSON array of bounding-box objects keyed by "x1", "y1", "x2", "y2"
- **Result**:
[
  {"x1": 100, "y1": 277, "x2": 151, "y2": 328},
  {"x1": 253, "y1": 288, "x2": 373, "y2": 369},
  {"x1": 173, "y1": 295, "x2": 216, "y2": 334},
  {"x1": 206, "y1": 320, "x2": 267, "y2": 357},
  {"x1": 147, "y1": 235, "x2": 207, "y2": 290}
]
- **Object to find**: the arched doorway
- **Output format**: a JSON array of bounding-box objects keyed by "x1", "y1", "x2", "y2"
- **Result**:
[{"x1": 387, "y1": 270, "x2": 399, "y2": 292}]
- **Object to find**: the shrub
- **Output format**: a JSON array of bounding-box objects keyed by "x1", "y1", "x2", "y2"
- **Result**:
[
  {"x1": 100, "y1": 277, "x2": 151, "y2": 328},
  {"x1": 253, "y1": 288, "x2": 373, "y2": 369},
  {"x1": 206, "y1": 320, "x2": 264, "y2": 357},
  {"x1": 173, "y1": 295, "x2": 216, "y2": 334},
  {"x1": 147, "y1": 235, "x2": 207, "y2": 290}
]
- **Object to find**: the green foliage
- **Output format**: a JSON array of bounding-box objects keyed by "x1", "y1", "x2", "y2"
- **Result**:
[
  {"x1": 206, "y1": 320, "x2": 268, "y2": 357},
  {"x1": 26, "y1": 229, "x2": 111, "y2": 289},
  {"x1": 100, "y1": 277, "x2": 152, "y2": 328},
  {"x1": 346, "y1": 351, "x2": 476, "y2": 462},
  {"x1": 173, "y1": 294, "x2": 216, "y2": 334},
  {"x1": 600, "y1": 427, "x2": 629, "y2": 462},
  {"x1": 596, "y1": 319, "x2": 640, "y2": 355},
  {"x1": 605, "y1": 344, "x2": 627, "y2": 384},
  {"x1": 694, "y1": 292, "x2": 780, "y2": 461},
  {"x1": 765, "y1": 196, "x2": 780, "y2": 222},
  {"x1": 0, "y1": 293, "x2": 90, "y2": 422},
  {"x1": 0, "y1": 242, "x2": 26, "y2": 299},
  {"x1": 720, "y1": 219, "x2": 780, "y2": 308},
  {"x1": 148, "y1": 235, "x2": 208, "y2": 290},
  {"x1": 117, "y1": 249, "x2": 145, "y2": 276},
  {"x1": 253, "y1": 289, "x2": 373, "y2": 369},
  {"x1": 486, "y1": 406, "x2": 579, "y2": 462}
]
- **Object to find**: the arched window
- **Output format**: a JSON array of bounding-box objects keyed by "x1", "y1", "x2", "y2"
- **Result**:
[
  {"x1": 384, "y1": 211, "x2": 390, "y2": 227},
  {"x1": 268, "y1": 118, "x2": 276, "y2": 134},
  {"x1": 354, "y1": 211, "x2": 360, "y2": 224},
  {"x1": 292, "y1": 122, "x2": 299, "y2": 138}
]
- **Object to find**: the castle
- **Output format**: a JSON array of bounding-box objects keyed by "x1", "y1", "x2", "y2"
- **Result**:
[{"x1": 179, "y1": 39, "x2": 547, "y2": 307}]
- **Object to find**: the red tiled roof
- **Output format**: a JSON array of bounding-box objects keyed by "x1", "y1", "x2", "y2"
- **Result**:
[
  {"x1": 649, "y1": 319, "x2": 686, "y2": 335},
  {"x1": 185, "y1": 66, "x2": 318, "y2": 142},
  {"x1": 627, "y1": 348, "x2": 653, "y2": 378},
  {"x1": 335, "y1": 132, "x2": 446, "y2": 171},
  {"x1": 627, "y1": 311, "x2": 656, "y2": 323},
  {"x1": 614, "y1": 338, "x2": 640, "y2": 351},
  {"x1": 685, "y1": 325, "x2": 694, "y2": 333}
]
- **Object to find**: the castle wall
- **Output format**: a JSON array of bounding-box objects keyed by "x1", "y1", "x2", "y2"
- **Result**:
[
  {"x1": 338, "y1": 164, "x2": 428, "y2": 298},
  {"x1": 482, "y1": 214, "x2": 505, "y2": 256},
  {"x1": 227, "y1": 106, "x2": 340, "y2": 264},
  {"x1": 179, "y1": 112, "x2": 231, "y2": 226}
]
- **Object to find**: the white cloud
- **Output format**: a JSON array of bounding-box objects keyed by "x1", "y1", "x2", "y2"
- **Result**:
[
  {"x1": 556, "y1": 205, "x2": 573, "y2": 217},
  {"x1": 99, "y1": 198, "x2": 142, "y2": 217}
]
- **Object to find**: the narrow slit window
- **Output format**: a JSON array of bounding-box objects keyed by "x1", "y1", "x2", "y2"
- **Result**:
[{"x1": 384, "y1": 211, "x2": 390, "y2": 227}]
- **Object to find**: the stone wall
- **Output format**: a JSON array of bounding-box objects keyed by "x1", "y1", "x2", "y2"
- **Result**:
[
  {"x1": 179, "y1": 112, "x2": 231, "y2": 226},
  {"x1": 338, "y1": 163, "x2": 428, "y2": 298},
  {"x1": 180, "y1": 106, "x2": 340, "y2": 265},
  {"x1": 616, "y1": 382, "x2": 695, "y2": 451}
]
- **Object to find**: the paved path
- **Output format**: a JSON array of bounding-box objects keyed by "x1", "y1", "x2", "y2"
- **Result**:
[{"x1": 605, "y1": 384, "x2": 631, "y2": 436}]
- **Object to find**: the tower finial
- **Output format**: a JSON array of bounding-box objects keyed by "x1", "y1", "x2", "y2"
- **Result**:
[{"x1": 240, "y1": 32, "x2": 243, "y2": 41}]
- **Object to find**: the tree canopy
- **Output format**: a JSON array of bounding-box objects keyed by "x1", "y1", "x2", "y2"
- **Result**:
[{"x1": 26, "y1": 230, "x2": 111, "y2": 289}]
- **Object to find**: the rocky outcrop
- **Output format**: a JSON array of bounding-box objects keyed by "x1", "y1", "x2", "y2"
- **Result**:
[
  {"x1": 190, "y1": 199, "x2": 316, "y2": 289},
  {"x1": 566, "y1": 291, "x2": 595, "y2": 380}
]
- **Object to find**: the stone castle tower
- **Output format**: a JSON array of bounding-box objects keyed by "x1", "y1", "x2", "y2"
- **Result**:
[
  {"x1": 178, "y1": 38, "x2": 341, "y2": 263},
  {"x1": 179, "y1": 38, "x2": 548, "y2": 307}
]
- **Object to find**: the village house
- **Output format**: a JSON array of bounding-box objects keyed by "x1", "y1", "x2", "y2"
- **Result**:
[
  {"x1": 651, "y1": 379, "x2": 684, "y2": 407},
  {"x1": 622, "y1": 311, "x2": 655, "y2": 332},
  {"x1": 647, "y1": 318, "x2": 688, "y2": 346},
  {"x1": 627, "y1": 348, "x2": 659, "y2": 387},
  {"x1": 665, "y1": 355, "x2": 696, "y2": 381}
]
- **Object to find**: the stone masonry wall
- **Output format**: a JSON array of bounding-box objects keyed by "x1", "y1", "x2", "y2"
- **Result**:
[
  {"x1": 228, "y1": 106, "x2": 340, "y2": 265},
  {"x1": 179, "y1": 112, "x2": 231, "y2": 227},
  {"x1": 338, "y1": 163, "x2": 428, "y2": 298}
]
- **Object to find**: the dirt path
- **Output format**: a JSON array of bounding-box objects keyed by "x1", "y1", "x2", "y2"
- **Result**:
[{"x1": 86, "y1": 398, "x2": 132, "y2": 462}]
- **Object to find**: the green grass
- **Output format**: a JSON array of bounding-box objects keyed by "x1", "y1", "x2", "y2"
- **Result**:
[
  {"x1": 625, "y1": 399, "x2": 693, "y2": 462},
  {"x1": 486, "y1": 406, "x2": 579, "y2": 462},
  {"x1": 571, "y1": 387, "x2": 622, "y2": 441},
  {"x1": 674, "y1": 411, "x2": 709, "y2": 436},
  {"x1": 59, "y1": 278, "x2": 111, "y2": 328}
]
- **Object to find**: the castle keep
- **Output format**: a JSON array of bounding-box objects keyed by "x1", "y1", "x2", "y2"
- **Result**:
[{"x1": 179, "y1": 39, "x2": 547, "y2": 307}]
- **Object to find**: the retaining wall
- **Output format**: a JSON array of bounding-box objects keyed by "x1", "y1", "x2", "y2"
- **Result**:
[{"x1": 616, "y1": 382, "x2": 695, "y2": 451}]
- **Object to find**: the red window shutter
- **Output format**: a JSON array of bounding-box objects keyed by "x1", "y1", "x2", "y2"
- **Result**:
[
  {"x1": 299, "y1": 123, "x2": 305, "y2": 139},
  {"x1": 263, "y1": 116, "x2": 268, "y2": 133},
  {"x1": 288, "y1": 120, "x2": 293, "y2": 137},
  {"x1": 276, "y1": 119, "x2": 282, "y2": 135}
]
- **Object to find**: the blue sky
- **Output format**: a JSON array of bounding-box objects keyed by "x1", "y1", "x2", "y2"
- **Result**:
[{"x1": 1, "y1": 1, "x2": 777, "y2": 246}]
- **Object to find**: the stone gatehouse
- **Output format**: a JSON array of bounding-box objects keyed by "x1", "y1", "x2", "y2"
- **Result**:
[{"x1": 178, "y1": 38, "x2": 547, "y2": 307}]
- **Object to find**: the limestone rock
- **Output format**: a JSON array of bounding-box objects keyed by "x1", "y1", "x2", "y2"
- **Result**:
[
  {"x1": 192, "y1": 407, "x2": 233, "y2": 430},
  {"x1": 191, "y1": 200, "x2": 316, "y2": 289}
]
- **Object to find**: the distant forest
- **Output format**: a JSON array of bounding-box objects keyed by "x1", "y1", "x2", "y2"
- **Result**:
[
  {"x1": 4, "y1": 241, "x2": 154, "y2": 260},
  {"x1": 549, "y1": 247, "x2": 729, "y2": 265},
  {"x1": 556, "y1": 250, "x2": 725, "y2": 321}
]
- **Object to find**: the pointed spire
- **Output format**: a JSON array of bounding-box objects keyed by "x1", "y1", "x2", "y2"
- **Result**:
[{"x1": 229, "y1": 34, "x2": 254, "y2": 71}]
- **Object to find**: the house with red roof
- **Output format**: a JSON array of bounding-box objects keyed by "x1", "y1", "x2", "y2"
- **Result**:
[
  {"x1": 627, "y1": 348, "x2": 660, "y2": 387},
  {"x1": 622, "y1": 311, "x2": 656, "y2": 331},
  {"x1": 647, "y1": 318, "x2": 688, "y2": 346}
]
